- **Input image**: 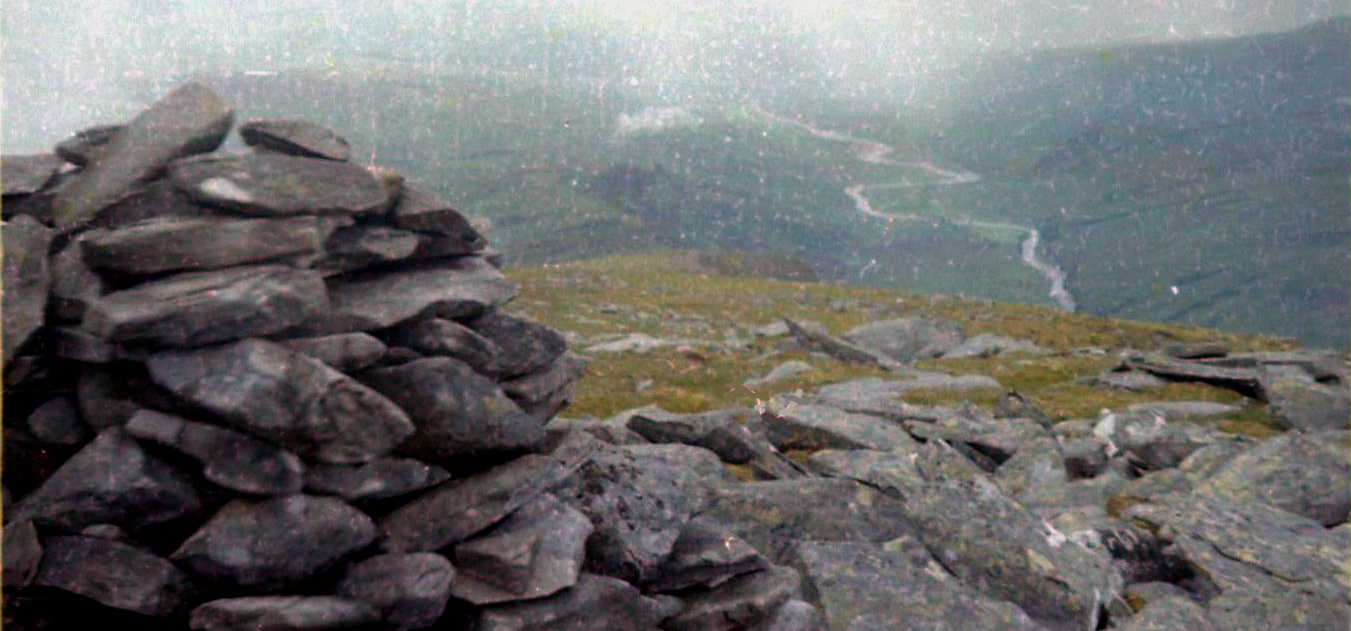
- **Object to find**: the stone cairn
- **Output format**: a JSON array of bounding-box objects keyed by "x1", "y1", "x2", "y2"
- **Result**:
[{"x1": 0, "y1": 81, "x2": 819, "y2": 630}]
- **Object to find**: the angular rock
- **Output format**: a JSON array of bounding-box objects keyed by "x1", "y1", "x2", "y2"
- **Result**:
[
  {"x1": 277, "y1": 332, "x2": 387, "y2": 373},
  {"x1": 75, "y1": 362, "x2": 178, "y2": 430},
  {"x1": 465, "y1": 311, "x2": 566, "y2": 379},
  {"x1": 700, "y1": 478, "x2": 911, "y2": 562},
  {"x1": 390, "y1": 182, "x2": 484, "y2": 244},
  {"x1": 361, "y1": 357, "x2": 541, "y2": 461},
  {"x1": 148, "y1": 339, "x2": 413, "y2": 464},
  {"x1": 38, "y1": 325, "x2": 115, "y2": 363},
  {"x1": 745, "y1": 360, "x2": 813, "y2": 388},
  {"x1": 903, "y1": 441, "x2": 1121, "y2": 631},
  {"x1": 761, "y1": 397, "x2": 918, "y2": 453},
  {"x1": 54, "y1": 123, "x2": 123, "y2": 166},
  {"x1": 663, "y1": 565, "x2": 802, "y2": 631},
  {"x1": 1196, "y1": 430, "x2": 1350, "y2": 526},
  {"x1": 1092, "y1": 409, "x2": 1219, "y2": 470},
  {"x1": 239, "y1": 118, "x2": 352, "y2": 161},
  {"x1": 1116, "y1": 597, "x2": 1217, "y2": 631},
  {"x1": 784, "y1": 318, "x2": 905, "y2": 371},
  {"x1": 1125, "y1": 355, "x2": 1266, "y2": 400},
  {"x1": 1267, "y1": 379, "x2": 1351, "y2": 432},
  {"x1": 450, "y1": 493, "x2": 592, "y2": 604},
  {"x1": 10, "y1": 428, "x2": 200, "y2": 532},
  {"x1": 305, "y1": 458, "x2": 450, "y2": 502},
  {"x1": 626, "y1": 406, "x2": 763, "y2": 464},
  {"x1": 2, "y1": 153, "x2": 64, "y2": 197},
  {"x1": 3, "y1": 215, "x2": 54, "y2": 364},
  {"x1": 326, "y1": 256, "x2": 515, "y2": 331},
  {"x1": 1123, "y1": 401, "x2": 1242, "y2": 419},
  {"x1": 336, "y1": 553, "x2": 454, "y2": 629},
  {"x1": 502, "y1": 353, "x2": 585, "y2": 408},
  {"x1": 997, "y1": 437, "x2": 1069, "y2": 497},
  {"x1": 3, "y1": 520, "x2": 43, "y2": 588},
  {"x1": 473, "y1": 573, "x2": 671, "y2": 631},
  {"x1": 811, "y1": 377, "x2": 994, "y2": 422},
  {"x1": 189, "y1": 596, "x2": 380, "y2": 631},
  {"x1": 34, "y1": 535, "x2": 198, "y2": 618},
  {"x1": 1177, "y1": 438, "x2": 1256, "y2": 480},
  {"x1": 314, "y1": 224, "x2": 423, "y2": 274},
  {"x1": 170, "y1": 152, "x2": 386, "y2": 216},
  {"x1": 553, "y1": 446, "x2": 695, "y2": 583},
  {"x1": 618, "y1": 443, "x2": 731, "y2": 482},
  {"x1": 1205, "y1": 589, "x2": 1350, "y2": 631},
  {"x1": 1121, "y1": 468, "x2": 1194, "y2": 501},
  {"x1": 172, "y1": 495, "x2": 377, "y2": 591},
  {"x1": 1047, "y1": 511, "x2": 1167, "y2": 585},
  {"x1": 1081, "y1": 370, "x2": 1168, "y2": 392},
  {"x1": 842, "y1": 316, "x2": 964, "y2": 364},
  {"x1": 547, "y1": 413, "x2": 649, "y2": 446},
  {"x1": 24, "y1": 396, "x2": 90, "y2": 446},
  {"x1": 381, "y1": 317, "x2": 502, "y2": 376},
  {"x1": 48, "y1": 241, "x2": 107, "y2": 322},
  {"x1": 749, "y1": 599, "x2": 827, "y2": 631},
  {"x1": 941, "y1": 333, "x2": 1044, "y2": 359},
  {"x1": 649, "y1": 518, "x2": 768, "y2": 592},
  {"x1": 806, "y1": 449, "x2": 927, "y2": 500},
  {"x1": 84, "y1": 265, "x2": 328, "y2": 348},
  {"x1": 79, "y1": 215, "x2": 323, "y2": 276},
  {"x1": 51, "y1": 82, "x2": 233, "y2": 230},
  {"x1": 379, "y1": 430, "x2": 599, "y2": 552},
  {"x1": 125, "y1": 409, "x2": 305, "y2": 495}
]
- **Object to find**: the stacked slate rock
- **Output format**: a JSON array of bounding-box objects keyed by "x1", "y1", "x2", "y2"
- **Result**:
[{"x1": 1, "y1": 81, "x2": 819, "y2": 631}]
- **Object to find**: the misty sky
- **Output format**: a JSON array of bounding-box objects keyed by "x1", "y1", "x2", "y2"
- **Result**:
[{"x1": 3, "y1": 0, "x2": 1346, "y2": 152}]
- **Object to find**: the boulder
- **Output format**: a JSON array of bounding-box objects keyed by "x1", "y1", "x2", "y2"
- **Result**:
[
  {"x1": 239, "y1": 118, "x2": 352, "y2": 161},
  {"x1": 147, "y1": 339, "x2": 414, "y2": 464},
  {"x1": 1196, "y1": 430, "x2": 1350, "y2": 525},
  {"x1": 336, "y1": 553, "x2": 454, "y2": 629},
  {"x1": 170, "y1": 152, "x2": 386, "y2": 216},
  {"x1": 1125, "y1": 355, "x2": 1266, "y2": 400},
  {"x1": 760, "y1": 397, "x2": 919, "y2": 453},
  {"x1": 171, "y1": 495, "x2": 377, "y2": 591},
  {"x1": 124, "y1": 409, "x2": 305, "y2": 495},
  {"x1": 841, "y1": 316, "x2": 964, "y2": 363},
  {"x1": 34, "y1": 535, "x2": 198, "y2": 618},
  {"x1": 189, "y1": 596, "x2": 380, "y2": 631},
  {"x1": 325, "y1": 256, "x2": 515, "y2": 331},
  {"x1": 465, "y1": 311, "x2": 567, "y2": 379},
  {"x1": 805, "y1": 449, "x2": 927, "y2": 499},
  {"x1": 3, "y1": 215, "x2": 54, "y2": 364},
  {"x1": 1267, "y1": 379, "x2": 1351, "y2": 432},
  {"x1": 449, "y1": 493, "x2": 591, "y2": 604},
  {"x1": 79, "y1": 215, "x2": 323, "y2": 276}
]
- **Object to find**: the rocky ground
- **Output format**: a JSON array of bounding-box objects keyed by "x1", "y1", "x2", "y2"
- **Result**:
[{"x1": 2, "y1": 81, "x2": 1348, "y2": 630}]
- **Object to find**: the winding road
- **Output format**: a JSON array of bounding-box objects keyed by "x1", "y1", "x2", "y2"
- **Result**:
[{"x1": 752, "y1": 106, "x2": 1077, "y2": 312}]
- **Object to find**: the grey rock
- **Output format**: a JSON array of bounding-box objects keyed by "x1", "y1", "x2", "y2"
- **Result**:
[
  {"x1": 1196, "y1": 430, "x2": 1350, "y2": 525},
  {"x1": 811, "y1": 376, "x2": 998, "y2": 422},
  {"x1": 11, "y1": 428, "x2": 200, "y2": 532},
  {"x1": 24, "y1": 396, "x2": 89, "y2": 446},
  {"x1": 79, "y1": 215, "x2": 323, "y2": 276},
  {"x1": 749, "y1": 320, "x2": 790, "y2": 338},
  {"x1": 48, "y1": 241, "x2": 107, "y2": 322},
  {"x1": 748, "y1": 599, "x2": 827, "y2": 631},
  {"x1": 51, "y1": 81, "x2": 233, "y2": 230},
  {"x1": 548, "y1": 412, "x2": 650, "y2": 446},
  {"x1": 1125, "y1": 355, "x2": 1266, "y2": 401},
  {"x1": 1203, "y1": 350, "x2": 1348, "y2": 384},
  {"x1": 3, "y1": 215, "x2": 54, "y2": 365},
  {"x1": 625, "y1": 406, "x2": 763, "y2": 464},
  {"x1": 326, "y1": 256, "x2": 515, "y2": 331},
  {"x1": 450, "y1": 493, "x2": 591, "y2": 604},
  {"x1": 1017, "y1": 470, "x2": 1129, "y2": 516},
  {"x1": 842, "y1": 316, "x2": 964, "y2": 364},
  {"x1": 648, "y1": 518, "x2": 768, "y2": 592},
  {"x1": 1163, "y1": 342, "x2": 1230, "y2": 360},
  {"x1": 700, "y1": 478, "x2": 912, "y2": 562},
  {"x1": 54, "y1": 123, "x2": 123, "y2": 166},
  {"x1": 189, "y1": 596, "x2": 380, "y2": 631},
  {"x1": 337, "y1": 553, "x2": 454, "y2": 629},
  {"x1": 1205, "y1": 590, "x2": 1350, "y2": 631},
  {"x1": 361, "y1": 357, "x2": 541, "y2": 461},
  {"x1": 84, "y1": 265, "x2": 329, "y2": 348},
  {"x1": 466, "y1": 311, "x2": 566, "y2": 379},
  {"x1": 305, "y1": 458, "x2": 450, "y2": 502},
  {"x1": 172, "y1": 495, "x2": 377, "y2": 591},
  {"x1": 1080, "y1": 370, "x2": 1168, "y2": 392},
  {"x1": 85, "y1": 179, "x2": 209, "y2": 229},
  {"x1": 390, "y1": 182, "x2": 484, "y2": 244},
  {"x1": 761, "y1": 397, "x2": 918, "y2": 453},
  {"x1": 1121, "y1": 468, "x2": 1194, "y2": 501},
  {"x1": 76, "y1": 363, "x2": 176, "y2": 430},
  {"x1": 125, "y1": 409, "x2": 305, "y2": 495},
  {"x1": 905, "y1": 412, "x2": 1050, "y2": 466},
  {"x1": 941, "y1": 333, "x2": 1045, "y2": 359},
  {"x1": 1061, "y1": 437, "x2": 1112, "y2": 478},
  {"x1": 382, "y1": 317, "x2": 502, "y2": 376},
  {"x1": 1267, "y1": 379, "x2": 1351, "y2": 432},
  {"x1": 745, "y1": 360, "x2": 813, "y2": 388},
  {"x1": 148, "y1": 339, "x2": 414, "y2": 464},
  {"x1": 1046, "y1": 511, "x2": 1165, "y2": 586},
  {"x1": 3, "y1": 520, "x2": 42, "y2": 588},
  {"x1": 1123, "y1": 401, "x2": 1242, "y2": 419},
  {"x1": 903, "y1": 441, "x2": 1121, "y2": 631},
  {"x1": 502, "y1": 353, "x2": 585, "y2": 408},
  {"x1": 170, "y1": 152, "x2": 386, "y2": 216},
  {"x1": 35, "y1": 535, "x2": 198, "y2": 618},
  {"x1": 784, "y1": 318, "x2": 906, "y2": 371},
  {"x1": 1122, "y1": 582, "x2": 1202, "y2": 608},
  {"x1": 806, "y1": 449, "x2": 927, "y2": 500},
  {"x1": 1116, "y1": 597, "x2": 1218, "y2": 631},
  {"x1": 38, "y1": 325, "x2": 114, "y2": 363},
  {"x1": 473, "y1": 573, "x2": 670, "y2": 631},
  {"x1": 617, "y1": 443, "x2": 731, "y2": 481},
  {"x1": 997, "y1": 437, "x2": 1069, "y2": 497},
  {"x1": 1092, "y1": 410, "x2": 1219, "y2": 470},
  {"x1": 314, "y1": 224, "x2": 423, "y2": 274},
  {"x1": 240, "y1": 118, "x2": 352, "y2": 161},
  {"x1": 1177, "y1": 438, "x2": 1256, "y2": 480},
  {"x1": 553, "y1": 446, "x2": 695, "y2": 583},
  {"x1": 2, "y1": 153, "x2": 64, "y2": 197},
  {"x1": 663, "y1": 565, "x2": 802, "y2": 631},
  {"x1": 787, "y1": 540, "x2": 1046, "y2": 631},
  {"x1": 379, "y1": 430, "x2": 599, "y2": 552},
  {"x1": 277, "y1": 332, "x2": 387, "y2": 373}
]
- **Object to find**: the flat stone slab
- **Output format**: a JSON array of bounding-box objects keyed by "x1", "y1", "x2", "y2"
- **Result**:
[
  {"x1": 648, "y1": 518, "x2": 768, "y2": 593},
  {"x1": 941, "y1": 333, "x2": 1045, "y2": 359},
  {"x1": 466, "y1": 311, "x2": 566, "y2": 379},
  {"x1": 472, "y1": 573, "x2": 672, "y2": 631},
  {"x1": 842, "y1": 316, "x2": 965, "y2": 363},
  {"x1": 450, "y1": 493, "x2": 592, "y2": 604},
  {"x1": 390, "y1": 182, "x2": 485, "y2": 244},
  {"x1": 625, "y1": 406, "x2": 763, "y2": 464},
  {"x1": 55, "y1": 124, "x2": 123, "y2": 166},
  {"x1": 3, "y1": 520, "x2": 42, "y2": 588},
  {"x1": 326, "y1": 257, "x2": 516, "y2": 331},
  {"x1": 189, "y1": 596, "x2": 380, "y2": 631},
  {"x1": 662, "y1": 565, "x2": 802, "y2": 631},
  {"x1": 337, "y1": 553, "x2": 454, "y2": 629},
  {"x1": 171, "y1": 152, "x2": 387, "y2": 216},
  {"x1": 1267, "y1": 379, "x2": 1351, "y2": 432},
  {"x1": 125, "y1": 409, "x2": 305, "y2": 495},
  {"x1": 48, "y1": 241, "x2": 107, "y2": 323},
  {"x1": 761, "y1": 397, "x2": 919, "y2": 452},
  {"x1": 305, "y1": 458, "x2": 450, "y2": 502},
  {"x1": 2, "y1": 153, "x2": 64, "y2": 197},
  {"x1": 1125, "y1": 355, "x2": 1266, "y2": 400},
  {"x1": 1197, "y1": 430, "x2": 1350, "y2": 526},
  {"x1": 172, "y1": 495, "x2": 378, "y2": 591},
  {"x1": 785, "y1": 318, "x2": 906, "y2": 371},
  {"x1": 315, "y1": 224, "x2": 423, "y2": 274},
  {"x1": 788, "y1": 541, "x2": 1046, "y2": 631},
  {"x1": 147, "y1": 339, "x2": 414, "y2": 464},
  {"x1": 35, "y1": 535, "x2": 198, "y2": 618},
  {"x1": 3, "y1": 215, "x2": 54, "y2": 364},
  {"x1": 83, "y1": 264, "x2": 328, "y2": 348},
  {"x1": 51, "y1": 81, "x2": 234, "y2": 230},
  {"x1": 240, "y1": 118, "x2": 352, "y2": 161},
  {"x1": 277, "y1": 332, "x2": 387, "y2": 373},
  {"x1": 79, "y1": 215, "x2": 323, "y2": 276}
]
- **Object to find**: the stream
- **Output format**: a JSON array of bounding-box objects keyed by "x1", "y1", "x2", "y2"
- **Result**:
[{"x1": 751, "y1": 106, "x2": 1077, "y2": 312}]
